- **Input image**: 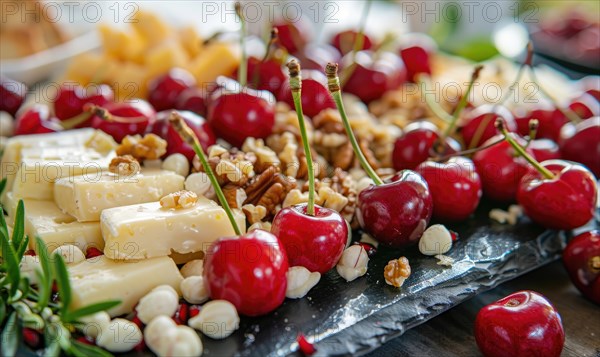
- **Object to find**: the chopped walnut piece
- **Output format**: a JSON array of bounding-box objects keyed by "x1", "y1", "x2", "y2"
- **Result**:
[
  {"x1": 301, "y1": 168, "x2": 358, "y2": 223},
  {"x1": 221, "y1": 184, "x2": 246, "y2": 209},
  {"x1": 242, "y1": 204, "x2": 267, "y2": 224},
  {"x1": 195, "y1": 148, "x2": 256, "y2": 185},
  {"x1": 116, "y1": 134, "x2": 167, "y2": 161},
  {"x1": 384, "y1": 257, "x2": 411, "y2": 288},
  {"x1": 160, "y1": 190, "x2": 198, "y2": 209},
  {"x1": 242, "y1": 137, "x2": 280, "y2": 173},
  {"x1": 243, "y1": 166, "x2": 296, "y2": 217},
  {"x1": 108, "y1": 155, "x2": 141, "y2": 176}
]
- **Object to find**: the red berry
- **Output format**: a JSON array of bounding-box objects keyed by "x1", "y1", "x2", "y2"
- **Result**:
[
  {"x1": 399, "y1": 33, "x2": 437, "y2": 82},
  {"x1": 297, "y1": 333, "x2": 316, "y2": 355},
  {"x1": 279, "y1": 70, "x2": 335, "y2": 118},
  {"x1": 14, "y1": 104, "x2": 63, "y2": 135},
  {"x1": 513, "y1": 103, "x2": 567, "y2": 142},
  {"x1": 273, "y1": 20, "x2": 310, "y2": 54},
  {"x1": 22, "y1": 328, "x2": 41, "y2": 349},
  {"x1": 528, "y1": 139, "x2": 561, "y2": 162},
  {"x1": 54, "y1": 84, "x2": 113, "y2": 125},
  {"x1": 461, "y1": 105, "x2": 516, "y2": 148},
  {"x1": 331, "y1": 30, "x2": 373, "y2": 56},
  {"x1": 293, "y1": 44, "x2": 342, "y2": 73},
  {"x1": 176, "y1": 87, "x2": 208, "y2": 117},
  {"x1": 568, "y1": 92, "x2": 599, "y2": 119},
  {"x1": 148, "y1": 68, "x2": 196, "y2": 111},
  {"x1": 240, "y1": 57, "x2": 286, "y2": 96},
  {"x1": 563, "y1": 230, "x2": 600, "y2": 304},
  {"x1": 559, "y1": 116, "x2": 600, "y2": 177},
  {"x1": 0, "y1": 76, "x2": 27, "y2": 116},
  {"x1": 90, "y1": 100, "x2": 156, "y2": 142}
]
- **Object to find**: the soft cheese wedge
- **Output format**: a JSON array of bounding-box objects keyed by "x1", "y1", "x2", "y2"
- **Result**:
[
  {"x1": 4, "y1": 192, "x2": 103, "y2": 253},
  {"x1": 54, "y1": 170, "x2": 184, "y2": 222},
  {"x1": 69, "y1": 255, "x2": 183, "y2": 317},
  {"x1": 101, "y1": 196, "x2": 246, "y2": 261}
]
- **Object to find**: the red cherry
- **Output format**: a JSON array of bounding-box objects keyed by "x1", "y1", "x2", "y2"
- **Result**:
[
  {"x1": 513, "y1": 103, "x2": 567, "y2": 142},
  {"x1": 22, "y1": 328, "x2": 42, "y2": 349},
  {"x1": 176, "y1": 87, "x2": 208, "y2": 117},
  {"x1": 14, "y1": 104, "x2": 63, "y2": 135},
  {"x1": 207, "y1": 84, "x2": 275, "y2": 148},
  {"x1": 578, "y1": 75, "x2": 600, "y2": 102},
  {"x1": 341, "y1": 51, "x2": 407, "y2": 103},
  {"x1": 475, "y1": 291, "x2": 564, "y2": 357},
  {"x1": 392, "y1": 121, "x2": 460, "y2": 171},
  {"x1": 0, "y1": 76, "x2": 27, "y2": 116},
  {"x1": 54, "y1": 84, "x2": 113, "y2": 128},
  {"x1": 330, "y1": 30, "x2": 373, "y2": 56},
  {"x1": 203, "y1": 229, "x2": 288, "y2": 316},
  {"x1": 279, "y1": 70, "x2": 335, "y2": 118},
  {"x1": 460, "y1": 105, "x2": 517, "y2": 148},
  {"x1": 472, "y1": 134, "x2": 535, "y2": 202},
  {"x1": 415, "y1": 156, "x2": 482, "y2": 222},
  {"x1": 271, "y1": 204, "x2": 347, "y2": 274},
  {"x1": 398, "y1": 33, "x2": 437, "y2": 82},
  {"x1": 563, "y1": 230, "x2": 600, "y2": 305},
  {"x1": 559, "y1": 116, "x2": 600, "y2": 177},
  {"x1": 568, "y1": 92, "x2": 599, "y2": 119},
  {"x1": 517, "y1": 160, "x2": 597, "y2": 230},
  {"x1": 148, "y1": 68, "x2": 196, "y2": 111},
  {"x1": 292, "y1": 44, "x2": 342, "y2": 73},
  {"x1": 528, "y1": 139, "x2": 561, "y2": 162},
  {"x1": 357, "y1": 170, "x2": 432, "y2": 248},
  {"x1": 242, "y1": 57, "x2": 286, "y2": 95},
  {"x1": 273, "y1": 20, "x2": 310, "y2": 54},
  {"x1": 90, "y1": 100, "x2": 156, "y2": 142},
  {"x1": 150, "y1": 110, "x2": 216, "y2": 162}
]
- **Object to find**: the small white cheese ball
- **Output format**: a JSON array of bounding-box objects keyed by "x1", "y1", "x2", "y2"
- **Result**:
[
  {"x1": 418, "y1": 224, "x2": 452, "y2": 256},
  {"x1": 162, "y1": 153, "x2": 190, "y2": 177},
  {"x1": 135, "y1": 289, "x2": 179, "y2": 324},
  {"x1": 286, "y1": 266, "x2": 321, "y2": 299},
  {"x1": 96, "y1": 318, "x2": 142, "y2": 353},
  {"x1": 145, "y1": 316, "x2": 203, "y2": 357},
  {"x1": 19, "y1": 255, "x2": 41, "y2": 285},
  {"x1": 336, "y1": 245, "x2": 369, "y2": 282},
  {"x1": 53, "y1": 244, "x2": 86, "y2": 264},
  {"x1": 78, "y1": 311, "x2": 111, "y2": 339},
  {"x1": 188, "y1": 300, "x2": 239, "y2": 340},
  {"x1": 0, "y1": 111, "x2": 14, "y2": 137},
  {"x1": 180, "y1": 259, "x2": 204, "y2": 278},
  {"x1": 181, "y1": 276, "x2": 209, "y2": 304},
  {"x1": 150, "y1": 284, "x2": 179, "y2": 297},
  {"x1": 184, "y1": 172, "x2": 212, "y2": 196}
]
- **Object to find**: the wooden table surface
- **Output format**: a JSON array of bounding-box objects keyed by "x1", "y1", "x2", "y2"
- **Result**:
[{"x1": 366, "y1": 260, "x2": 600, "y2": 357}]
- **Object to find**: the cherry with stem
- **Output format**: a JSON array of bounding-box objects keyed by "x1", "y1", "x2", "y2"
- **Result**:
[{"x1": 339, "y1": 0, "x2": 372, "y2": 87}]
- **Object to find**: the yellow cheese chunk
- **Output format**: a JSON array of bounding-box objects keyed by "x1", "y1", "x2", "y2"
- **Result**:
[
  {"x1": 101, "y1": 197, "x2": 246, "y2": 261},
  {"x1": 54, "y1": 170, "x2": 184, "y2": 222},
  {"x1": 187, "y1": 42, "x2": 240, "y2": 85},
  {"x1": 145, "y1": 41, "x2": 189, "y2": 79},
  {"x1": 69, "y1": 255, "x2": 183, "y2": 317}
]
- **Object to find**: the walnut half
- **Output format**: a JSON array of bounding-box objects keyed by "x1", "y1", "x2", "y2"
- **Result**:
[
  {"x1": 109, "y1": 155, "x2": 141, "y2": 176},
  {"x1": 160, "y1": 190, "x2": 198, "y2": 209},
  {"x1": 117, "y1": 133, "x2": 167, "y2": 161},
  {"x1": 384, "y1": 257, "x2": 411, "y2": 288}
]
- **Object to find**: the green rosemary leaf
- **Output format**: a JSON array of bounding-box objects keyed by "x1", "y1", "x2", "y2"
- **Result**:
[
  {"x1": 69, "y1": 340, "x2": 114, "y2": 357},
  {"x1": 0, "y1": 226, "x2": 20, "y2": 298},
  {"x1": 0, "y1": 178, "x2": 6, "y2": 196},
  {"x1": 17, "y1": 276, "x2": 30, "y2": 302},
  {"x1": 0, "y1": 211, "x2": 8, "y2": 241},
  {"x1": 0, "y1": 299, "x2": 6, "y2": 325},
  {"x1": 0, "y1": 311, "x2": 20, "y2": 357},
  {"x1": 35, "y1": 236, "x2": 52, "y2": 310},
  {"x1": 16, "y1": 236, "x2": 29, "y2": 263},
  {"x1": 45, "y1": 340, "x2": 61, "y2": 357},
  {"x1": 53, "y1": 254, "x2": 72, "y2": 317},
  {"x1": 64, "y1": 300, "x2": 120, "y2": 323},
  {"x1": 11, "y1": 200, "x2": 25, "y2": 253}
]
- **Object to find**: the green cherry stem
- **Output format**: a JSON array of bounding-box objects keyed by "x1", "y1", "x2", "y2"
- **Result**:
[
  {"x1": 340, "y1": 0, "x2": 372, "y2": 87},
  {"x1": 418, "y1": 74, "x2": 453, "y2": 122},
  {"x1": 326, "y1": 63, "x2": 383, "y2": 186},
  {"x1": 235, "y1": 2, "x2": 247, "y2": 87},
  {"x1": 169, "y1": 111, "x2": 241, "y2": 235},
  {"x1": 287, "y1": 60, "x2": 316, "y2": 216},
  {"x1": 524, "y1": 118, "x2": 539, "y2": 150},
  {"x1": 495, "y1": 118, "x2": 555, "y2": 180}
]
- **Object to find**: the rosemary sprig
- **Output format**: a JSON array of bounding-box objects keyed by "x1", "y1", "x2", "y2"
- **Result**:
[{"x1": 0, "y1": 178, "x2": 120, "y2": 357}]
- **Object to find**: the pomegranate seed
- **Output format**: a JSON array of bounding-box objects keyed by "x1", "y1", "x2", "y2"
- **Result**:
[
  {"x1": 51, "y1": 282, "x2": 58, "y2": 293},
  {"x1": 85, "y1": 247, "x2": 103, "y2": 259},
  {"x1": 189, "y1": 305, "x2": 201, "y2": 318},
  {"x1": 24, "y1": 250, "x2": 36, "y2": 256},
  {"x1": 450, "y1": 230, "x2": 459, "y2": 242},
  {"x1": 22, "y1": 328, "x2": 41, "y2": 349},
  {"x1": 174, "y1": 303, "x2": 190, "y2": 325},
  {"x1": 353, "y1": 242, "x2": 377, "y2": 257},
  {"x1": 134, "y1": 339, "x2": 147, "y2": 352},
  {"x1": 76, "y1": 336, "x2": 95, "y2": 345},
  {"x1": 297, "y1": 333, "x2": 316, "y2": 355},
  {"x1": 131, "y1": 315, "x2": 144, "y2": 329}
]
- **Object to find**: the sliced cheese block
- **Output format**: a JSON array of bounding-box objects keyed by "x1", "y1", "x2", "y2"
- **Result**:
[
  {"x1": 69, "y1": 255, "x2": 183, "y2": 317},
  {"x1": 4, "y1": 193, "x2": 103, "y2": 254},
  {"x1": 101, "y1": 197, "x2": 246, "y2": 260},
  {"x1": 54, "y1": 170, "x2": 184, "y2": 222}
]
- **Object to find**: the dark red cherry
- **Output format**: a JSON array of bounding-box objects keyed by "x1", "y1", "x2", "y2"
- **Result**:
[
  {"x1": 242, "y1": 57, "x2": 286, "y2": 95},
  {"x1": 150, "y1": 110, "x2": 216, "y2": 162},
  {"x1": 54, "y1": 84, "x2": 113, "y2": 127},
  {"x1": 331, "y1": 30, "x2": 373, "y2": 56},
  {"x1": 392, "y1": 121, "x2": 460, "y2": 171},
  {"x1": 0, "y1": 76, "x2": 27, "y2": 116},
  {"x1": 563, "y1": 230, "x2": 600, "y2": 305},
  {"x1": 341, "y1": 51, "x2": 407, "y2": 104},
  {"x1": 203, "y1": 229, "x2": 289, "y2": 316},
  {"x1": 578, "y1": 76, "x2": 600, "y2": 102},
  {"x1": 273, "y1": 20, "x2": 310, "y2": 54},
  {"x1": 175, "y1": 87, "x2": 208, "y2": 117},
  {"x1": 460, "y1": 104, "x2": 517, "y2": 148},
  {"x1": 14, "y1": 104, "x2": 63, "y2": 135},
  {"x1": 271, "y1": 204, "x2": 347, "y2": 274},
  {"x1": 528, "y1": 139, "x2": 561, "y2": 162},
  {"x1": 559, "y1": 116, "x2": 600, "y2": 177},
  {"x1": 279, "y1": 70, "x2": 335, "y2": 118},
  {"x1": 357, "y1": 170, "x2": 433, "y2": 248},
  {"x1": 415, "y1": 156, "x2": 482, "y2": 222},
  {"x1": 148, "y1": 68, "x2": 196, "y2": 111},
  {"x1": 398, "y1": 33, "x2": 437, "y2": 82},
  {"x1": 568, "y1": 93, "x2": 599, "y2": 119},
  {"x1": 292, "y1": 44, "x2": 341, "y2": 73},
  {"x1": 90, "y1": 100, "x2": 156, "y2": 142}
]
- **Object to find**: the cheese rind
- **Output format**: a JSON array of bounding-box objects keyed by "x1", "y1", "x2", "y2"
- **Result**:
[
  {"x1": 69, "y1": 256, "x2": 183, "y2": 317},
  {"x1": 101, "y1": 197, "x2": 246, "y2": 260},
  {"x1": 54, "y1": 170, "x2": 184, "y2": 222}
]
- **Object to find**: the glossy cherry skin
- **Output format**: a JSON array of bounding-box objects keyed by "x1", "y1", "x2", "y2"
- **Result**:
[
  {"x1": 271, "y1": 204, "x2": 347, "y2": 274},
  {"x1": 203, "y1": 229, "x2": 289, "y2": 316},
  {"x1": 14, "y1": 104, "x2": 63, "y2": 135},
  {"x1": 559, "y1": 116, "x2": 600, "y2": 177},
  {"x1": 392, "y1": 121, "x2": 460, "y2": 171},
  {"x1": 578, "y1": 75, "x2": 600, "y2": 102},
  {"x1": 398, "y1": 33, "x2": 437, "y2": 83},
  {"x1": 54, "y1": 84, "x2": 113, "y2": 126},
  {"x1": 91, "y1": 100, "x2": 156, "y2": 142},
  {"x1": 460, "y1": 105, "x2": 517, "y2": 148},
  {"x1": 563, "y1": 230, "x2": 600, "y2": 305},
  {"x1": 415, "y1": 156, "x2": 482, "y2": 222},
  {"x1": 207, "y1": 85, "x2": 276, "y2": 148},
  {"x1": 279, "y1": 70, "x2": 335, "y2": 118},
  {"x1": 148, "y1": 68, "x2": 196, "y2": 112},
  {"x1": 513, "y1": 103, "x2": 567, "y2": 142},
  {"x1": 292, "y1": 44, "x2": 341, "y2": 73},
  {"x1": 273, "y1": 20, "x2": 310, "y2": 54},
  {"x1": 517, "y1": 160, "x2": 597, "y2": 230},
  {"x1": 356, "y1": 170, "x2": 433, "y2": 248},
  {"x1": 150, "y1": 110, "x2": 216, "y2": 162},
  {"x1": 341, "y1": 51, "x2": 407, "y2": 104},
  {"x1": 568, "y1": 92, "x2": 599, "y2": 119},
  {"x1": 331, "y1": 30, "x2": 373, "y2": 56},
  {"x1": 472, "y1": 134, "x2": 535, "y2": 202},
  {"x1": 528, "y1": 139, "x2": 561, "y2": 162},
  {"x1": 0, "y1": 76, "x2": 27, "y2": 116},
  {"x1": 474, "y1": 291, "x2": 565, "y2": 357},
  {"x1": 241, "y1": 57, "x2": 286, "y2": 96},
  {"x1": 175, "y1": 87, "x2": 208, "y2": 117}
]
